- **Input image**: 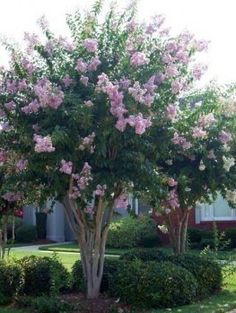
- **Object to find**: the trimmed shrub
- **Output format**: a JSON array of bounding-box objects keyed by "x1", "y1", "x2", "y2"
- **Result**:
[
  {"x1": 19, "y1": 256, "x2": 69, "y2": 296},
  {"x1": 31, "y1": 296, "x2": 73, "y2": 313},
  {"x1": 0, "y1": 261, "x2": 22, "y2": 304},
  {"x1": 71, "y1": 258, "x2": 122, "y2": 293},
  {"x1": 107, "y1": 215, "x2": 159, "y2": 248},
  {"x1": 112, "y1": 260, "x2": 197, "y2": 308},
  {"x1": 15, "y1": 224, "x2": 37, "y2": 243},
  {"x1": 120, "y1": 248, "x2": 169, "y2": 262},
  {"x1": 188, "y1": 228, "x2": 203, "y2": 244},
  {"x1": 225, "y1": 228, "x2": 236, "y2": 248},
  {"x1": 168, "y1": 254, "x2": 222, "y2": 298}
]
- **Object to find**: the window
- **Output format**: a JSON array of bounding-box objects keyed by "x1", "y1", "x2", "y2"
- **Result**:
[{"x1": 199, "y1": 195, "x2": 236, "y2": 221}]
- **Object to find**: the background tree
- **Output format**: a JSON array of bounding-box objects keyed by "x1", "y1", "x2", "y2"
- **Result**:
[
  {"x1": 0, "y1": 1, "x2": 209, "y2": 297},
  {"x1": 146, "y1": 88, "x2": 236, "y2": 254}
]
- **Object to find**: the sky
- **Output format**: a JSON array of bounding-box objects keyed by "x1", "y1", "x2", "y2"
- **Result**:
[{"x1": 0, "y1": 0, "x2": 235, "y2": 86}]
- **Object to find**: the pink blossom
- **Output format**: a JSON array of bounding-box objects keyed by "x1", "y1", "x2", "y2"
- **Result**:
[
  {"x1": 2, "y1": 191, "x2": 22, "y2": 202},
  {"x1": 84, "y1": 207, "x2": 94, "y2": 214},
  {"x1": 34, "y1": 79, "x2": 64, "y2": 109},
  {"x1": 18, "y1": 79, "x2": 28, "y2": 92},
  {"x1": 45, "y1": 40, "x2": 54, "y2": 55},
  {"x1": 21, "y1": 58, "x2": 35, "y2": 75},
  {"x1": 192, "y1": 126, "x2": 207, "y2": 139},
  {"x1": 198, "y1": 113, "x2": 216, "y2": 127},
  {"x1": 115, "y1": 194, "x2": 128, "y2": 209},
  {"x1": 176, "y1": 50, "x2": 189, "y2": 64},
  {"x1": 79, "y1": 132, "x2": 95, "y2": 153},
  {"x1": 62, "y1": 75, "x2": 73, "y2": 87},
  {"x1": 166, "y1": 104, "x2": 178, "y2": 121},
  {"x1": 171, "y1": 79, "x2": 184, "y2": 94},
  {"x1": 0, "y1": 109, "x2": 6, "y2": 118},
  {"x1": 126, "y1": 20, "x2": 137, "y2": 32},
  {"x1": 165, "y1": 42, "x2": 178, "y2": 54},
  {"x1": 192, "y1": 64, "x2": 207, "y2": 80},
  {"x1": 24, "y1": 32, "x2": 40, "y2": 51},
  {"x1": 75, "y1": 59, "x2": 87, "y2": 73},
  {"x1": 0, "y1": 151, "x2": 7, "y2": 163},
  {"x1": 84, "y1": 100, "x2": 94, "y2": 107},
  {"x1": 119, "y1": 78, "x2": 131, "y2": 89},
  {"x1": 165, "y1": 64, "x2": 179, "y2": 77},
  {"x1": 162, "y1": 53, "x2": 173, "y2": 64},
  {"x1": 130, "y1": 52, "x2": 150, "y2": 67},
  {"x1": 115, "y1": 118, "x2": 127, "y2": 132},
  {"x1": 37, "y1": 15, "x2": 49, "y2": 31},
  {"x1": 34, "y1": 134, "x2": 55, "y2": 153},
  {"x1": 193, "y1": 39, "x2": 209, "y2": 52},
  {"x1": 80, "y1": 76, "x2": 89, "y2": 86},
  {"x1": 21, "y1": 100, "x2": 40, "y2": 114},
  {"x1": 57, "y1": 36, "x2": 75, "y2": 52},
  {"x1": 59, "y1": 160, "x2": 73, "y2": 175},
  {"x1": 219, "y1": 130, "x2": 232, "y2": 144},
  {"x1": 16, "y1": 159, "x2": 28, "y2": 171},
  {"x1": 167, "y1": 188, "x2": 180, "y2": 209},
  {"x1": 168, "y1": 178, "x2": 178, "y2": 187},
  {"x1": 143, "y1": 76, "x2": 157, "y2": 94},
  {"x1": 154, "y1": 72, "x2": 165, "y2": 85},
  {"x1": 88, "y1": 57, "x2": 101, "y2": 71},
  {"x1": 83, "y1": 38, "x2": 98, "y2": 52},
  {"x1": 127, "y1": 113, "x2": 152, "y2": 135},
  {"x1": 95, "y1": 184, "x2": 107, "y2": 196},
  {"x1": 4, "y1": 101, "x2": 16, "y2": 111},
  {"x1": 172, "y1": 132, "x2": 192, "y2": 150}
]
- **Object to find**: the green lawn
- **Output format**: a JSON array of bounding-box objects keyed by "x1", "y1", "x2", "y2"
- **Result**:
[{"x1": 39, "y1": 242, "x2": 129, "y2": 256}]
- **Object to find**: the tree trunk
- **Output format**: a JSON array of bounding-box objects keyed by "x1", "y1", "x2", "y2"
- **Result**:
[
  {"x1": 63, "y1": 186, "x2": 120, "y2": 299},
  {"x1": 164, "y1": 209, "x2": 190, "y2": 255}
]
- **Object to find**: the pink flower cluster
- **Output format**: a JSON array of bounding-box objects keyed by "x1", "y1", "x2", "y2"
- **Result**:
[
  {"x1": 115, "y1": 194, "x2": 128, "y2": 209},
  {"x1": 172, "y1": 132, "x2": 192, "y2": 150},
  {"x1": 83, "y1": 38, "x2": 98, "y2": 52},
  {"x1": 16, "y1": 159, "x2": 28, "y2": 171},
  {"x1": 198, "y1": 113, "x2": 216, "y2": 128},
  {"x1": 192, "y1": 126, "x2": 207, "y2": 139},
  {"x1": 129, "y1": 76, "x2": 157, "y2": 107},
  {"x1": 76, "y1": 57, "x2": 101, "y2": 73},
  {"x1": 60, "y1": 160, "x2": 73, "y2": 175},
  {"x1": 80, "y1": 76, "x2": 89, "y2": 86},
  {"x1": 5, "y1": 79, "x2": 27, "y2": 94},
  {"x1": 21, "y1": 58, "x2": 36, "y2": 75},
  {"x1": 62, "y1": 75, "x2": 73, "y2": 87},
  {"x1": 34, "y1": 79, "x2": 64, "y2": 110},
  {"x1": 69, "y1": 163, "x2": 92, "y2": 199},
  {"x1": 95, "y1": 184, "x2": 107, "y2": 196},
  {"x1": 22, "y1": 100, "x2": 41, "y2": 114},
  {"x1": 34, "y1": 134, "x2": 55, "y2": 153},
  {"x1": 130, "y1": 52, "x2": 150, "y2": 67},
  {"x1": 97, "y1": 73, "x2": 152, "y2": 134},
  {"x1": 2, "y1": 191, "x2": 22, "y2": 202},
  {"x1": 0, "y1": 151, "x2": 7, "y2": 163},
  {"x1": 79, "y1": 132, "x2": 95, "y2": 153},
  {"x1": 167, "y1": 188, "x2": 180, "y2": 209},
  {"x1": 165, "y1": 104, "x2": 178, "y2": 121},
  {"x1": 4, "y1": 101, "x2": 16, "y2": 112},
  {"x1": 219, "y1": 130, "x2": 232, "y2": 144},
  {"x1": 168, "y1": 178, "x2": 178, "y2": 187},
  {"x1": 192, "y1": 64, "x2": 207, "y2": 80}
]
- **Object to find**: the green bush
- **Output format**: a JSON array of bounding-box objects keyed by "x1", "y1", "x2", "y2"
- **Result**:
[
  {"x1": 188, "y1": 228, "x2": 203, "y2": 244},
  {"x1": 0, "y1": 261, "x2": 22, "y2": 304},
  {"x1": 16, "y1": 296, "x2": 73, "y2": 313},
  {"x1": 112, "y1": 260, "x2": 197, "y2": 308},
  {"x1": 71, "y1": 258, "x2": 122, "y2": 293},
  {"x1": 200, "y1": 238, "x2": 215, "y2": 249},
  {"x1": 225, "y1": 228, "x2": 236, "y2": 248},
  {"x1": 107, "y1": 215, "x2": 159, "y2": 248},
  {"x1": 15, "y1": 224, "x2": 37, "y2": 243},
  {"x1": 120, "y1": 248, "x2": 169, "y2": 262},
  {"x1": 19, "y1": 256, "x2": 69, "y2": 296},
  {"x1": 168, "y1": 254, "x2": 222, "y2": 298}
]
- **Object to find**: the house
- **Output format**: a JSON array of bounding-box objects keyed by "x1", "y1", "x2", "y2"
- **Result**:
[{"x1": 23, "y1": 194, "x2": 235, "y2": 243}]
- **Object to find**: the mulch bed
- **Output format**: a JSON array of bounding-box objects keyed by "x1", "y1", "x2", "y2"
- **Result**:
[{"x1": 61, "y1": 293, "x2": 132, "y2": 313}]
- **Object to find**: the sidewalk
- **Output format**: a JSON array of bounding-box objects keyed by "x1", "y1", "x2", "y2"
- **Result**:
[{"x1": 10, "y1": 242, "x2": 72, "y2": 252}]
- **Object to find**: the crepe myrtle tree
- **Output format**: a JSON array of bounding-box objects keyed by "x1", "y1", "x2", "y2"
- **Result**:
[
  {"x1": 0, "y1": 0, "x2": 209, "y2": 297},
  {"x1": 146, "y1": 89, "x2": 236, "y2": 254}
]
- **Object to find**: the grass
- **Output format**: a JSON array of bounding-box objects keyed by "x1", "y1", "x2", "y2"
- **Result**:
[{"x1": 39, "y1": 242, "x2": 130, "y2": 256}]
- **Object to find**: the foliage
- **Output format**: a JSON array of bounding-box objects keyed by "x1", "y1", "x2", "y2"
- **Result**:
[
  {"x1": 120, "y1": 247, "x2": 169, "y2": 262},
  {"x1": 15, "y1": 224, "x2": 37, "y2": 243},
  {"x1": 107, "y1": 215, "x2": 159, "y2": 248},
  {"x1": 16, "y1": 295, "x2": 74, "y2": 313},
  {"x1": 18, "y1": 255, "x2": 69, "y2": 296},
  {"x1": 71, "y1": 257, "x2": 122, "y2": 293},
  {"x1": 112, "y1": 259, "x2": 197, "y2": 308},
  {"x1": 225, "y1": 228, "x2": 236, "y2": 248},
  {"x1": 168, "y1": 254, "x2": 223, "y2": 299},
  {"x1": 0, "y1": 261, "x2": 22, "y2": 304}
]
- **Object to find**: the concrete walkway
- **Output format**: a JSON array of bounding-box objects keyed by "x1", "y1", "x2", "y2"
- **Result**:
[{"x1": 10, "y1": 242, "x2": 72, "y2": 252}]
